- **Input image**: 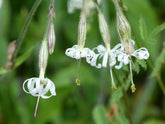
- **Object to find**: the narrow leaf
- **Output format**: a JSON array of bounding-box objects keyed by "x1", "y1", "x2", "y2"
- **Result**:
[
  {"x1": 150, "y1": 22, "x2": 165, "y2": 37},
  {"x1": 139, "y1": 17, "x2": 147, "y2": 40},
  {"x1": 0, "y1": 47, "x2": 33, "y2": 75},
  {"x1": 151, "y1": 42, "x2": 165, "y2": 77},
  {"x1": 14, "y1": 47, "x2": 33, "y2": 68}
]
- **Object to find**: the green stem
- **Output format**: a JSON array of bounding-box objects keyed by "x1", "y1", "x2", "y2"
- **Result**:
[
  {"x1": 113, "y1": 70, "x2": 133, "y2": 124},
  {"x1": 11, "y1": 0, "x2": 42, "y2": 62}
]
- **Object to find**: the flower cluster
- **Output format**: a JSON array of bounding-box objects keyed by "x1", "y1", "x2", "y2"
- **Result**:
[{"x1": 65, "y1": 0, "x2": 149, "y2": 92}]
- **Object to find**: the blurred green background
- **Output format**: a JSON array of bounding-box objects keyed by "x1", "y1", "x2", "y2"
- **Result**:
[{"x1": 0, "y1": 0, "x2": 165, "y2": 124}]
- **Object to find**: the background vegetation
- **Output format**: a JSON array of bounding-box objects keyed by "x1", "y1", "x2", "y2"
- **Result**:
[{"x1": 0, "y1": 0, "x2": 165, "y2": 124}]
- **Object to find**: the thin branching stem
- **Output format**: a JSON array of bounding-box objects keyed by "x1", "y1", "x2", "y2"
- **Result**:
[{"x1": 11, "y1": 0, "x2": 42, "y2": 62}]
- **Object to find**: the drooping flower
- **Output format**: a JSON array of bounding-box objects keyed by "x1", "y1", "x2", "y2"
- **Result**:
[
  {"x1": 23, "y1": 39, "x2": 56, "y2": 118},
  {"x1": 86, "y1": 3, "x2": 119, "y2": 89},
  {"x1": 112, "y1": 0, "x2": 150, "y2": 92},
  {"x1": 115, "y1": 40, "x2": 149, "y2": 69},
  {"x1": 65, "y1": 44, "x2": 93, "y2": 59},
  {"x1": 65, "y1": 3, "x2": 94, "y2": 85}
]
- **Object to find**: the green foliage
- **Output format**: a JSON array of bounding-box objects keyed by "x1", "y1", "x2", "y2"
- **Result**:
[
  {"x1": 142, "y1": 119, "x2": 165, "y2": 124},
  {"x1": 139, "y1": 17, "x2": 147, "y2": 41},
  {"x1": 109, "y1": 87, "x2": 123, "y2": 108},
  {"x1": 0, "y1": 0, "x2": 165, "y2": 123},
  {"x1": 151, "y1": 42, "x2": 165, "y2": 77},
  {"x1": 0, "y1": 47, "x2": 33, "y2": 75},
  {"x1": 150, "y1": 22, "x2": 165, "y2": 37},
  {"x1": 93, "y1": 105, "x2": 109, "y2": 124}
]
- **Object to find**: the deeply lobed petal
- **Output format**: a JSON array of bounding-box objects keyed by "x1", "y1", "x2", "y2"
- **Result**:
[
  {"x1": 65, "y1": 45, "x2": 94, "y2": 59},
  {"x1": 132, "y1": 47, "x2": 149, "y2": 60},
  {"x1": 23, "y1": 77, "x2": 56, "y2": 99}
]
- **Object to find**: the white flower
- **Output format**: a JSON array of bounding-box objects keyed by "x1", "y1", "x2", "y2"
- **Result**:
[
  {"x1": 67, "y1": 0, "x2": 101, "y2": 14},
  {"x1": 86, "y1": 44, "x2": 122, "y2": 68},
  {"x1": 65, "y1": 45, "x2": 93, "y2": 59},
  {"x1": 115, "y1": 43, "x2": 149, "y2": 69},
  {"x1": 23, "y1": 77, "x2": 56, "y2": 99}
]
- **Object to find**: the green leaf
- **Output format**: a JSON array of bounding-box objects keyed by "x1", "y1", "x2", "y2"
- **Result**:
[
  {"x1": 0, "y1": 47, "x2": 33, "y2": 75},
  {"x1": 14, "y1": 47, "x2": 33, "y2": 68},
  {"x1": 135, "y1": 59, "x2": 147, "y2": 72},
  {"x1": 93, "y1": 105, "x2": 109, "y2": 124},
  {"x1": 151, "y1": 42, "x2": 165, "y2": 77},
  {"x1": 150, "y1": 22, "x2": 165, "y2": 37},
  {"x1": 109, "y1": 87, "x2": 123, "y2": 107},
  {"x1": 139, "y1": 17, "x2": 147, "y2": 41},
  {"x1": 142, "y1": 119, "x2": 165, "y2": 124}
]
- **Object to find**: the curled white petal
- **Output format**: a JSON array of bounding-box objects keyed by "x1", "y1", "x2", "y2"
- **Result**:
[
  {"x1": 41, "y1": 78, "x2": 56, "y2": 99},
  {"x1": 102, "y1": 52, "x2": 108, "y2": 67},
  {"x1": 23, "y1": 77, "x2": 56, "y2": 99},
  {"x1": 65, "y1": 45, "x2": 93, "y2": 59},
  {"x1": 132, "y1": 47, "x2": 149, "y2": 60},
  {"x1": 115, "y1": 61, "x2": 123, "y2": 69},
  {"x1": 87, "y1": 44, "x2": 121, "y2": 68},
  {"x1": 86, "y1": 51, "x2": 102, "y2": 68}
]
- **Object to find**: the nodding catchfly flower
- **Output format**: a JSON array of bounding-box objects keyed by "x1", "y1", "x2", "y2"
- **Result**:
[
  {"x1": 86, "y1": 2, "x2": 120, "y2": 89},
  {"x1": 47, "y1": 0, "x2": 55, "y2": 55},
  {"x1": 65, "y1": 0, "x2": 94, "y2": 85},
  {"x1": 67, "y1": 0, "x2": 102, "y2": 16},
  {"x1": 23, "y1": 39, "x2": 56, "y2": 118},
  {"x1": 112, "y1": 0, "x2": 150, "y2": 92}
]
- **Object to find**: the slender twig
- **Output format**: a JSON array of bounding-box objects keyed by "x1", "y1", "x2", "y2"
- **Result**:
[
  {"x1": 11, "y1": 0, "x2": 42, "y2": 62},
  {"x1": 113, "y1": 70, "x2": 133, "y2": 124}
]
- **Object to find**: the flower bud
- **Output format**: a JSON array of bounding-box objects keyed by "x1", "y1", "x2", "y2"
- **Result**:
[
  {"x1": 47, "y1": 21, "x2": 55, "y2": 54},
  {"x1": 6, "y1": 40, "x2": 16, "y2": 68},
  {"x1": 112, "y1": 0, "x2": 131, "y2": 44},
  {"x1": 123, "y1": 40, "x2": 134, "y2": 55},
  {"x1": 39, "y1": 39, "x2": 48, "y2": 79},
  {"x1": 98, "y1": 12, "x2": 111, "y2": 49},
  {"x1": 7, "y1": 40, "x2": 16, "y2": 61},
  {"x1": 78, "y1": 12, "x2": 86, "y2": 48}
]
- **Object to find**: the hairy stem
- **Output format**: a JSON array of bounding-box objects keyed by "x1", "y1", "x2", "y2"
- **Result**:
[{"x1": 11, "y1": 0, "x2": 42, "y2": 62}]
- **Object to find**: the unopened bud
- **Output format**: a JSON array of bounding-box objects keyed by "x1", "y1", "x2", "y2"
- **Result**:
[
  {"x1": 123, "y1": 40, "x2": 134, "y2": 55},
  {"x1": 112, "y1": 0, "x2": 131, "y2": 44},
  {"x1": 98, "y1": 12, "x2": 111, "y2": 48},
  {"x1": 7, "y1": 40, "x2": 16, "y2": 60},
  {"x1": 6, "y1": 40, "x2": 16, "y2": 68},
  {"x1": 47, "y1": 22, "x2": 55, "y2": 54},
  {"x1": 39, "y1": 39, "x2": 48, "y2": 77},
  {"x1": 78, "y1": 12, "x2": 86, "y2": 48}
]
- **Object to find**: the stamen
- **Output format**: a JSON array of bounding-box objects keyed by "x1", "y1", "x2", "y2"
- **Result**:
[
  {"x1": 76, "y1": 59, "x2": 81, "y2": 86},
  {"x1": 129, "y1": 61, "x2": 136, "y2": 93},
  {"x1": 34, "y1": 93, "x2": 41, "y2": 119},
  {"x1": 110, "y1": 66, "x2": 117, "y2": 90}
]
